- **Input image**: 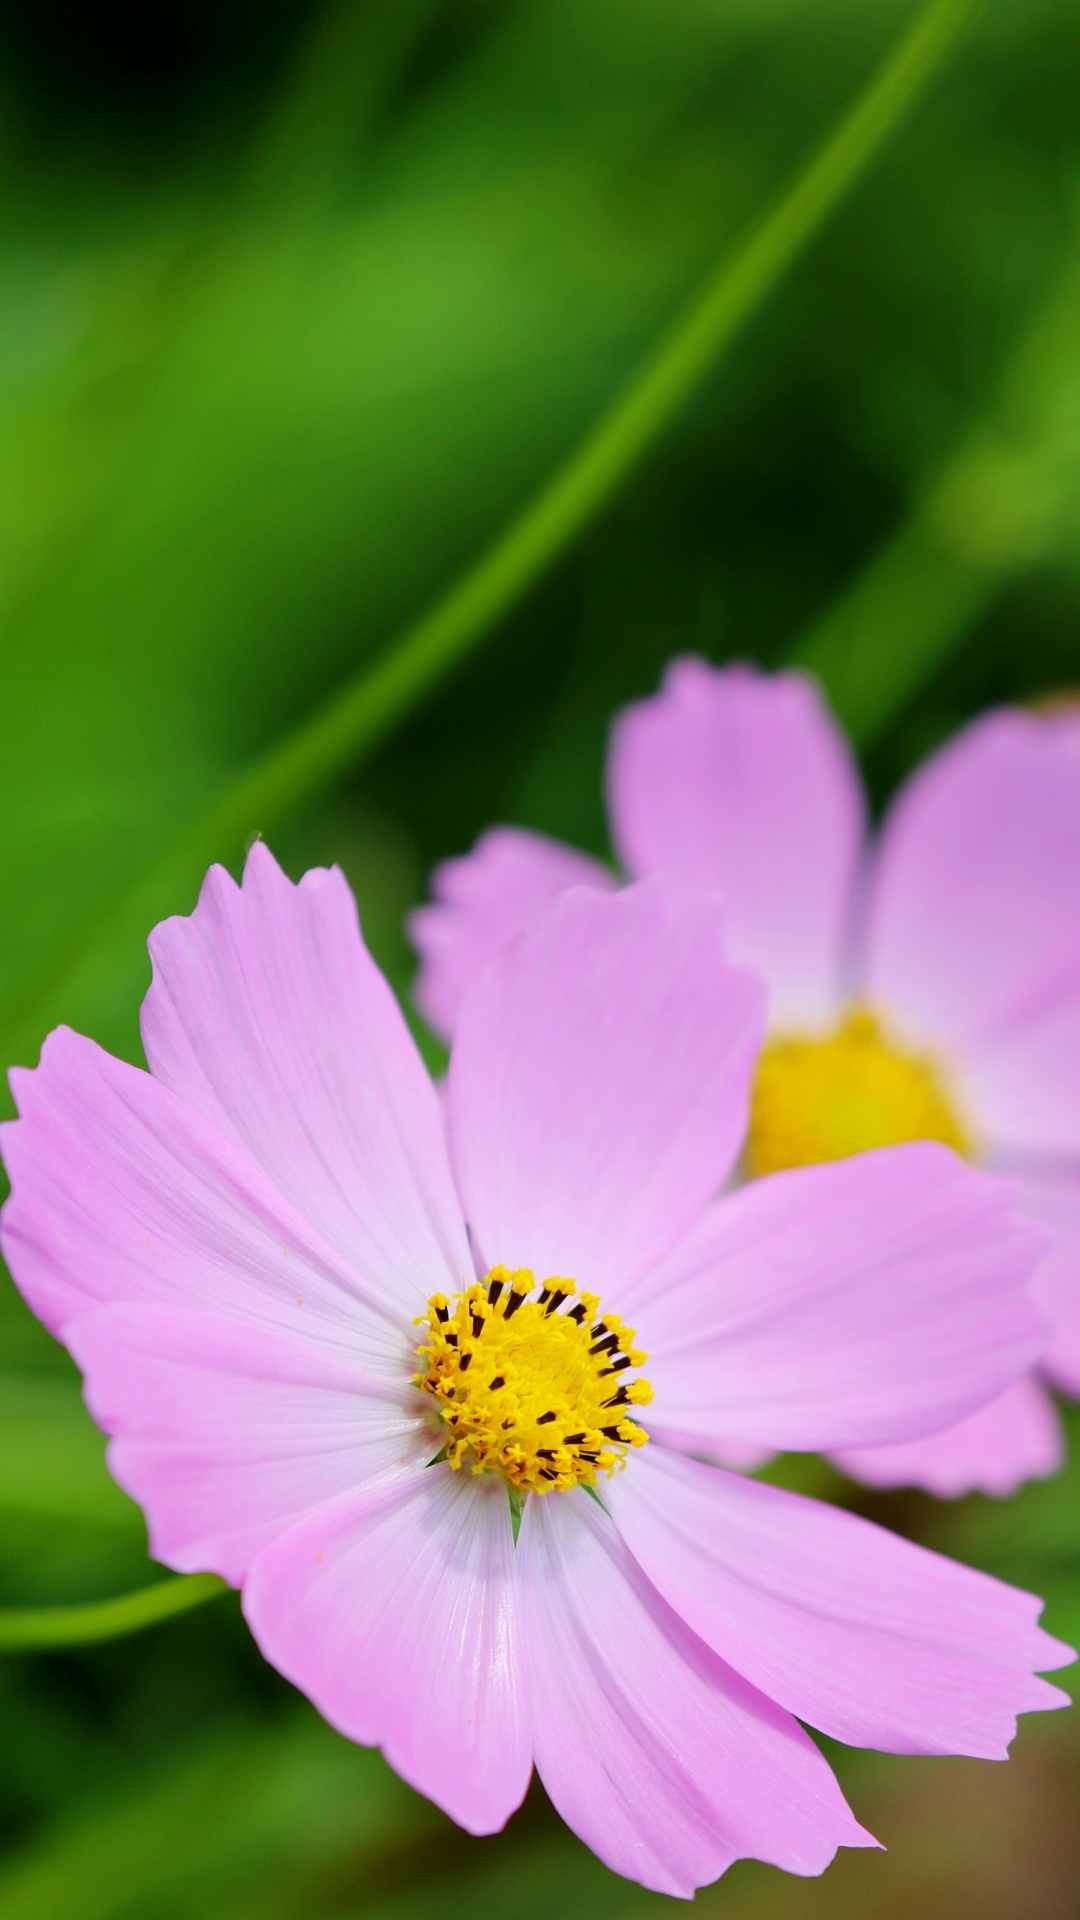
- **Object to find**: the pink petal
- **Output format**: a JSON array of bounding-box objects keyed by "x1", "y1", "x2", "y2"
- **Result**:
[
  {"x1": 1, "y1": 1027, "x2": 406, "y2": 1367},
  {"x1": 1013, "y1": 1168, "x2": 1080, "y2": 1397},
  {"x1": 65, "y1": 1305, "x2": 429, "y2": 1584},
  {"x1": 863, "y1": 709, "x2": 1080, "y2": 1067},
  {"x1": 705, "y1": 1438, "x2": 777, "y2": 1471},
  {"x1": 518, "y1": 1487, "x2": 875, "y2": 1899},
  {"x1": 609, "y1": 1447, "x2": 1071, "y2": 1763},
  {"x1": 243, "y1": 1465, "x2": 530, "y2": 1836},
  {"x1": 446, "y1": 882, "x2": 764, "y2": 1295},
  {"x1": 961, "y1": 968, "x2": 1080, "y2": 1159},
  {"x1": 409, "y1": 828, "x2": 615, "y2": 1043},
  {"x1": 831, "y1": 1375, "x2": 1062, "y2": 1500},
  {"x1": 632, "y1": 1147, "x2": 1046, "y2": 1451},
  {"x1": 141, "y1": 843, "x2": 471, "y2": 1314},
  {"x1": 607, "y1": 659, "x2": 864, "y2": 1026}
]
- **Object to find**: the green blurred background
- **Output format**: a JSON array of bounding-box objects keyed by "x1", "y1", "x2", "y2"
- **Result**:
[{"x1": 2, "y1": 1, "x2": 1080, "y2": 1913}]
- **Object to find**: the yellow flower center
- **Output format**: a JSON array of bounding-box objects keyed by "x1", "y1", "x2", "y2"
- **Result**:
[
  {"x1": 746, "y1": 1006, "x2": 972, "y2": 1178},
  {"x1": 413, "y1": 1268, "x2": 652, "y2": 1495}
]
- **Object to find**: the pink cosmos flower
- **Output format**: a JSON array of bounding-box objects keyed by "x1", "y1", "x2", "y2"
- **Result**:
[
  {"x1": 411, "y1": 660, "x2": 1080, "y2": 1499},
  {"x1": 1, "y1": 847, "x2": 1071, "y2": 1897}
]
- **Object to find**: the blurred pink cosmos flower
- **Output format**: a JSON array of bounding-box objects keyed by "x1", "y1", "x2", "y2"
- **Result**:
[
  {"x1": 412, "y1": 661, "x2": 1080, "y2": 1499},
  {"x1": 1, "y1": 846, "x2": 1072, "y2": 1897}
]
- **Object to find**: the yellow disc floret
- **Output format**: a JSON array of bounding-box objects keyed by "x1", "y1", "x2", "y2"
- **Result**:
[
  {"x1": 414, "y1": 1268, "x2": 652, "y2": 1495},
  {"x1": 747, "y1": 1005, "x2": 972, "y2": 1178}
]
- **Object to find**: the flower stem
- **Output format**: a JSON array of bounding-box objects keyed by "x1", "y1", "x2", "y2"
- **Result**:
[
  {"x1": 0, "y1": 1574, "x2": 226, "y2": 1652},
  {"x1": 167, "y1": 0, "x2": 979, "y2": 840}
]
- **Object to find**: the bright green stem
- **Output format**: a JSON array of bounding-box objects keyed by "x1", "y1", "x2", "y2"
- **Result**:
[
  {"x1": 0, "y1": 1574, "x2": 226, "y2": 1652},
  {"x1": 0, "y1": 0, "x2": 974, "y2": 1073},
  {"x1": 171, "y1": 0, "x2": 977, "y2": 838}
]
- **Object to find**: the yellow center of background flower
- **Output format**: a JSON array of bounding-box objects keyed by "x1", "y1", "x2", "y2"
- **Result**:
[
  {"x1": 414, "y1": 1267, "x2": 652, "y2": 1494},
  {"x1": 746, "y1": 1006, "x2": 971, "y2": 1178}
]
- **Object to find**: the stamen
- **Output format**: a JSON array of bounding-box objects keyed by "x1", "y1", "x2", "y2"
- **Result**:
[
  {"x1": 748, "y1": 1005, "x2": 973, "y2": 1177},
  {"x1": 412, "y1": 1267, "x2": 652, "y2": 1496}
]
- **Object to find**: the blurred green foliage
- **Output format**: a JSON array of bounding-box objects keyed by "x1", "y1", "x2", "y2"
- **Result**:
[{"x1": 1, "y1": 2, "x2": 1079, "y2": 1915}]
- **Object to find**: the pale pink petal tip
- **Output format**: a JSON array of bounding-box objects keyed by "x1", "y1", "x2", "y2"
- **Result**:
[
  {"x1": 520, "y1": 1490, "x2": 876, "y2": 1899},
  {"x1": 0, "y1": 1022, "x2": 413, "y2": 1370},
  {"x1": 243, "y1": 1465, "x2": 531, "y2": 1836},
  {"x1": 610, "y1": 1447, "x2": 1075, "y2": 1770},
  {"x1": 639, "y1": 1146, "x2": 1047, "y2": 1453},
  {"x1": 409, "y1": 827, "x2": 615, "y2": 1042},
  {"x1": 607, "y1": 656, "x2": 864, "y2": 1027},
  {"x1": 831, "y1": 1375, "x2": 1063, "y2": 1500},
  {"x1": 141, "y1": 837, "x2": 471, "y2": 1313}
]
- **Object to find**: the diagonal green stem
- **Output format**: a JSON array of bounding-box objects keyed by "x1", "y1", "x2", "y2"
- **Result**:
[
  {"x1": 155, "y1": 0, "x2": 979, "y2": 838},
  {"x1": 0, "y1": 1574, "x2": 226, "y2": 1652},
  {"x1": 0, "y1": 0, "x2": 976, "y2": 1073},
  {"x1": 208, "y1": 0, "x2": 977, "y2": 819}
]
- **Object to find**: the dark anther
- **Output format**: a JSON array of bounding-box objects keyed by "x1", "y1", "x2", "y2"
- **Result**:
[
  {"x1": 601, "y1": 1424, "x2": 625, "y2": 1440},
  {"x1": 504, "y1": 1291, "x2": 526, "y2": 1321},
  {"x1": 471, "y1": 1314, "x2": 484, "y2": 1339},
  {"x1": 539, "y1": 1469, "x2": 558, "y2": 1481},
  {"x1": 537, "y1": 1448, "x2": 556, "y2": 1460},
  {"x1": 459, "y1": 1352, "x2": 472, "y2": 1372},
  {"x1": 487, "y1": 1278, "x2": 503, "y2": 1306},
  {"x1": 563, "y1": 1431, "x2": 586, "y2": 1444},
  {"x1": 592, "y1": 1322, "x2": 608, "y2": 1340},
  {"x1": 600, "y1": 1355, "x2": 632, "y2": 1377},
  {"x1": 488, "y1": 1375, "x2": 505, "y2": 1391},
  {"x1": 537, "y1": 1288, "x2": 551, "y2": 1307},
  {"x1": 445, "y1": 1332, "x2": 458, "y2": 1348},
  {"x1": 434, "y1": 1304, "x2": 449, "y2": 1323},
  {"x1": 545, "y1": 1289, "x2": 567, "y2": 1316},
  {"x1": 590, "y1": 1332, "x2": 619, "y2": 1357},
  {"x1": 603, "y1": 1386, "x2": 630, "y2": 1409},
  {"x1": 567, "y1": 1303, "x2": 587, "y2": 1323},
  {"x1": 537, "y1": 1410, "x2": 556, "y2": 1425}
]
